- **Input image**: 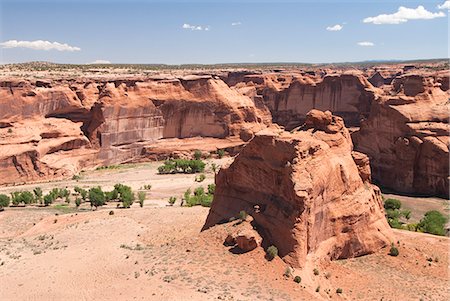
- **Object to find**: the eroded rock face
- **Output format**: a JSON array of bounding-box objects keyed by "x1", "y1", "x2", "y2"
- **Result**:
[
  {"x1": 353, "y1": 74, "x2": 449, "y2": 198},
  {"x1": 225, "y1": 72, "x2": 377, "y2": 130},
  {"x1": 0, "y1": 76, "x2": 271, "y2": 184},
  {"x1": 203, "y1": 110, "x2": 393, "y2": 267}
]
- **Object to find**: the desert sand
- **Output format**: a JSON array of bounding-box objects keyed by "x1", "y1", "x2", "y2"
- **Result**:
[{"x1": 0, "y1": 160, "x2": 448, "y2": 301}]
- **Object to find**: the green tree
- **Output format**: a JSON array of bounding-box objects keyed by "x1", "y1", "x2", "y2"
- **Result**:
[
  {"x1": 89, "y1": 187, "x2": 105, "y2": 209},
  {"x1": 417, "y1": 210, "x2": 448, "y2": 236},
  {"x1": 33, "y1": 187, "x2": 43, "y2": 203},
  {"x1": 0, "y1": 194, "x2": 10, "y2": 209},
  {"x1": 137, "y1": 191, "x2": 145, "y2": 208},
  {"x1": 194, "y1": 150, "x2": 202, "y2": 160}
]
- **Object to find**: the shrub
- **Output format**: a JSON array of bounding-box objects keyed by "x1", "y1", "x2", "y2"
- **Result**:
[
  {"x1": 11, "y1": 192, "x2": 21, "y2": 206},
  {"x1": 33, "y1": 187, "x2": 43, "y2": 203},
  {"x1": 74, "y1": 187, "x2": 88, "y2": 200},
  {"x1": 207, "y1": 184, "x2": 215, "y2": 195},
  {"x1": 21, "y1": 191, "x2": 35, "y2": 205},
  {"x1": 194, "y1": 150, "x2": 202, "y2": 160},
  {"x1": 183, "y1": 188, "x2": 191, "y2": 206},
  {"x1": 195, "y1": 174, "x2": 206, "y2": 182},
  {"x1": 121, "y1": 190, "x2": 135, "y2": 208},
  {"x1": 109, "y1": 210, "x2": 114, "y2": 215},
  {"x1": 7, "y1": 128, "x2": 13, "y2": 134},
  {"x1": 266, "y1": 245, "x2": 278, "y2": 261},
  {"x1": 389, "y1": 244, "x2": 399, "y2": 257},
  {"x1": 384, "y1": 198, "x2": 401, "y2": 210},
  {"x1": 43, "y1": 193, "x2": 54, "y2": 206},
  {"x1": 417, "y1": 210, "x2": 448, "y2": 236},
  {"x1": 336, "y1": 288, "x2": 343, "y2": 294},
  {"x1": 313, "y1": 268, "x2": 319, "y2": 276},
  {"x1": 143, "y1": 184, "x2": 152, "y2": 190},
  {"x1": 293, "y1": 276, "x2": 302, "y2": 283},
  {"x1": 138, "y1": 191, "x2": 145, "y2": 207},
  {"x1": 75, "y1": 198, "x2": 82, "y2": 208},
  {"x1": 184, "y1": 187, "x2": 213, "y2": 207},
  {"x1": 315, "y1": 286, "x2": 320, "y2": 292},
  {"x1": 168, "y1": 196, "x2": 176, "y2": 206},
  {"x1": 157, "y1": 159, "x2": 205, "y2": 174},
  {"x1": 239, "y1": 210, "x2": 248, "y2": 221},
  {"x1": 0, "y1": 194, "x2": 10, "y2": 209},
  {"x1": 217, "y1": 149, "x2": 225, "y2": 158},
  {"x1": 89, "y1": 187, "x2": 105, "y2": 208},
  {"x1": 211, "y1": 163, "x2": 218, "y2": 173}
]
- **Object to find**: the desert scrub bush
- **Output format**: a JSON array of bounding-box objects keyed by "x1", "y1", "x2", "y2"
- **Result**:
[
  {"x1": 138, "y1": 191, "x2": 145, "y2": 207},
  {"x1": 384, "y1": 198, "x2": 401, "y2": 210},
  {"x1": 336, "y1": 288, "x2": 343, "y2": 294},
  {"x1": 72, "y1": 174, "x2": 81, "y2": 180},
  {"x1": 217, "y1": 149, "x2": 225, "y2": 158},
  {"x1": 0, "y1": 194, "x2": 10, "y2": 209},
  {"x1": 184, "y1": 187, "x2": 213, "y2": 207},
  {"x1": 10, "y1": 191, "x2": 34, "y2": 206},
  {"x1": 143, "y1": 184, "x2": 152, "y2": 190},
  {"x1": 389, "y1": 243, "x2": 399, "y2": 257},
  {"x1": 210, "y1": 163, "x2": 218, "y2": 173},
  {"x1": 266, "y1": 245, "x2": 278, "y2": 261},
  {"x1": 194, "y1": 150, "x2": 202, "y2": 160},
  {"x1": 33, "y1": 187, "x2": 43, "y2": 203},
  {"x1": 207, "y1": 184, "x2": 215, "y2": 195},
  {"x1": 74, "y1": 186, "x2": 88, "y2": 200},
  {"x1": 75, "y1": 198, "x2": 82, "y2": 208},
  {"x1": 157, "y1": 159, "x2": 205, "y2": 174},
  {"x1": 195, "y1": 174, "x2": 206, "y2": 182},
  {"x1": 238, "y1": 210, "x2": 248, "y2": 221},
  {"x1": 43, "y1": 193, "x2": 54, "y2": 206},
  {"x1": 168, "y1": 196, "x2": 176, "y2": 206},
  {"x1": 113, "y1": 184, "x2": 135, "y2": 208},
  {"x1": 315, "y1": 286, "x2": 321, "y2": 292},
  {"x1": 293, "y1": 276, "x2": 301, "y2": 283},
  {"x1": 89, "y1": 187, "x2": 106, "y2": 209},
  {"x1": 384, "y1": 198, "x2": 410, "y2": 229},
  {"x1": 313, "y1": 268, "x2": 319, "y2": 276},
  {"x1": 417, "y1": 210, "x2": 448, "y2": 236}
]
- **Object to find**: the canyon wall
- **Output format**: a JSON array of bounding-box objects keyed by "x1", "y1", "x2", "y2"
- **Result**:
[
  {"x1": 0, "y1": 76, "x2": 271, "y2": 184},
  {"x1": 224, "y1": 72, "x2": 377, "y2": 130},
  {"x1": 353, "y1": 74, "x2": 449, "y2": 198}
]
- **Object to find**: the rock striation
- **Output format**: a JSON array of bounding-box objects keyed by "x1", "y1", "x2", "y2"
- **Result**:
[
  {"x1": 353, "y1": 74, "x2": 449, "y2": 198},
  {"x1": 0, "y1": 76, "x2": 271, "y2": 184},
  {"x1": 224, "y1": 72, "x2": 377, "y2": 130},
  {"x1": 203, "y1": 110, "x2": 393, "y2": 267}
]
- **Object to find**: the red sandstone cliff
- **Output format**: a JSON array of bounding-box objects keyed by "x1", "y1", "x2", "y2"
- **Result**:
[
  {"x1": 203, "y1": 110, "x2": 393, "y2": 267},
  {"x1": 0, "y1": 76, "x2": 271, "y2": 184}
]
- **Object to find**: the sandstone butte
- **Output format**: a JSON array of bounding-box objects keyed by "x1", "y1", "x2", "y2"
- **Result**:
[
  {"x1": 0, "y1": 67, "x2": 448, "y2": 199},
  {"x1": 203, "y1": 109, "x2": 394, "y2": 268}
]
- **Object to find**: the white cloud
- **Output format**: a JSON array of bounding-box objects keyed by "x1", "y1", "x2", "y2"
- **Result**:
[
  {"x1": 357, "y1": 41, "x2": 375, "y2": 47},
  {"x1": 231, "y1": 22, "x2": 242, "y2": 26},
  {"x1": 182, "y1": 23, "x2": 209, "y2": 31},
  {"x1": 363, "y1": 6, "x2": 445, "y2": 24},
  {"x1": 90, "y1": 60, "x2": 111, "y2": 64},
  {"x1": 326, "y1": 24, "x2": 343, "y2": 31},
  {"x1": 438, "y1": 1, "x2": 450, "y2": 9},
  {"x1": 0, "y1": 40, "x2": 81, "y2": 51}
]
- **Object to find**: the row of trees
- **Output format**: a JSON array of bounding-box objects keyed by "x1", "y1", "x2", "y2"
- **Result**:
[
  {"x1": 384, "y1": 198, "x2": 448, "y2": 236},
  {"x1": 158, "y1": 159, "x2": 206, "y2": 174},
  {"x1": 0, "y1": 184, "x2": 149, "y2": 211}
]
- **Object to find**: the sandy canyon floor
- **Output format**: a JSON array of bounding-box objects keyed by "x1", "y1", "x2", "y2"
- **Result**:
[{"x1": 0, "y1": 160, "x2": 448, "y2": 301}]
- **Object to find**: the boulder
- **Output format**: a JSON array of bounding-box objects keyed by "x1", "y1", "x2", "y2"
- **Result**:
[{"x1": 203, "y1": 110, "x2": 393, "y2": 267}]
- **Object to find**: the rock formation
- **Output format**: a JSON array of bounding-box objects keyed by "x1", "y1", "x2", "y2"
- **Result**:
[
  {"x1": 0, "y1": 76, "x2": 271, "y2": 184},
  {"x1": 353, "y1": 74, "x2": 449, "y2": 198},
  {"x1": 224, "y1": 72, "x2": 377, "y2": 130},
  {"x1": 203, "y1": 110, "x2": 393, "y2": 267}
]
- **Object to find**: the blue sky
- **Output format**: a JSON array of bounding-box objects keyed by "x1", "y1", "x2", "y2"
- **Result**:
[{"x1": 0, "y1": 0, "x2": 448, "y2": 64}]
